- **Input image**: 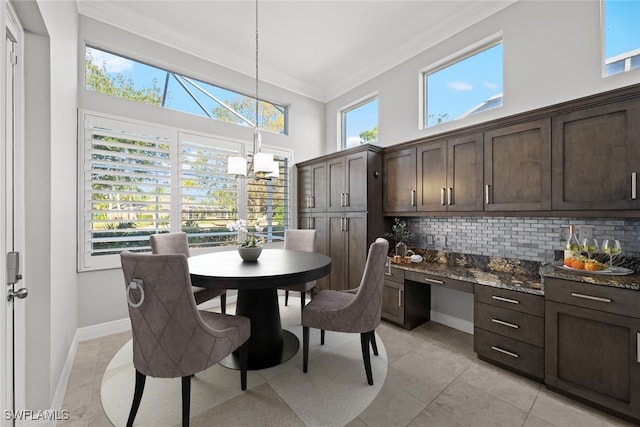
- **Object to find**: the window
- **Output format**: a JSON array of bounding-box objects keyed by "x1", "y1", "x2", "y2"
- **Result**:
[
  {"x1": 79, "y1": 112, "x2": 289, "y2": 271},
  {"x1": 341, "y1": 97, "x2": 378, "y2": 149},
  {"x1": 603, "y1": 0, "x2": 640, "y2": 76},
  {"x1": 424, "y1": 41, "x2": 503, "y2": 128},
  {"x1": 85, "y1": 46, "x2": 287, "y2": 135}
]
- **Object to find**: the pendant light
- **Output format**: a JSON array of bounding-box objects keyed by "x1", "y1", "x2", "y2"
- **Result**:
[{"x1": 227, "y1": 0, "x2": 279, "y2": 179}]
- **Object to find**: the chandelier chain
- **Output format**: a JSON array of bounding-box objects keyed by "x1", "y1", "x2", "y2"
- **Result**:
[{"x1": 255, "y1": 0, "x2": 259, "y2": 132}]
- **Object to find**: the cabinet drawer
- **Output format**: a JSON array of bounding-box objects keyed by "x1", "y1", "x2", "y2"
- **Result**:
[
  {"x1": 405, "y1": 270, "x2": 473, "y2": 293},
  {"x1": 475, "y1": 284, "x2": 544, "y2": 317},
  {"x1": 545, "y1": 278, "x2": 640, "y2": 319},
  {"x1": 474, "y1": 328, "x2": 544, "y2": 380},
  {"x1": 385, "y1": 266, "x2": 405, "y2": 283},
  {"x1": 475, "y1": 302, "x2": 544, "y2": 347}
]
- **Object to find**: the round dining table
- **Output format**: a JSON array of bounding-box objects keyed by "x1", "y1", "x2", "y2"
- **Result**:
[{"x1": 188, "y1": 249, "x2": 331, "y2": 370}]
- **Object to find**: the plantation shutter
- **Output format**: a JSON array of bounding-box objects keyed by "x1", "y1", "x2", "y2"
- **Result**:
[{"x1": 80, "y1": 114, "x2": 172, "y2": 269}]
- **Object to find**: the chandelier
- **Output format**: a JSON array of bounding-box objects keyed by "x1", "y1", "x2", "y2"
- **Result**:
[{"x1": 227, "y1": 0, "x2": 279, "y2": 179}]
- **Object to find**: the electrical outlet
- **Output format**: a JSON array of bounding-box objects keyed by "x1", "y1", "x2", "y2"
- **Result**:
[
  {"x1": 435, "y1": 235, "x2": 446, "y2": 246},
  {"x1": 579, "y1": 226, "x2": 594, "y2": 240},
  {"x1": 426, "y1": 235, "x2": 434, "y2": 245}
]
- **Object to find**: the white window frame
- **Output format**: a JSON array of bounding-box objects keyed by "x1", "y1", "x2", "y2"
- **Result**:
[
  {"x1": 337, "y1": 93, "x2": 378, "y2": 151},
  {"x1": 77, "y1": 109, "x2": 291, "y2": 271},
  {"x1": 419, "y1": 32, "x2": 503, "y2": 130}
]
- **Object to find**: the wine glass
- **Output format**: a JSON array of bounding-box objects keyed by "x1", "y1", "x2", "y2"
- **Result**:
[
  {"x1": 601, "y1": 239, "x2": 621, "y2": 270},
  {"x1": 581, "y1": 237, "x2": 598, "y2": 259}
]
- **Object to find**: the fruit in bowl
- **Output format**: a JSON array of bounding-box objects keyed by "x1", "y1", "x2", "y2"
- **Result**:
[{"x1": 563, "y1": 256, "x2": 607, "y2": 271}]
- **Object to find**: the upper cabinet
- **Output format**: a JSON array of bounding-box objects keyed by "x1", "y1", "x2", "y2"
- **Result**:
[
  {"x1": 297, "y1": 162, "x2": 327, "y2": 213},
  {"x1": 327, "y1": 151, "x2": 370, "y2": 212},
  {"x1": 552, "y1": 99, "x2": 640, "y2": 210},
  {"x1": 382, "y1": 84, "x2": 640, "y2": 216},
  {"x1": 383, "y1": 147, "x2": 417, "y2": 212},
  {"x1": 484, "y1": 120, "x2": 551, "y2": 211},
  {"x1": 416, "y1": 133, "x2": 483, "y2": 212}
]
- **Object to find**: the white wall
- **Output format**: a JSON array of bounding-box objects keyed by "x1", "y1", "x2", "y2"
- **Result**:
[
  {"x1": 326, "y1": 0, "x2": 640, "y2": 152},
  {"x1": 76, "y1": 16, "x2": 325, "y2": 328}
]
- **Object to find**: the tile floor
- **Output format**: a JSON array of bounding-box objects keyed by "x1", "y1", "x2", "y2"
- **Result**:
[{"x1": 59, "y1": 299, "x2": 636, "y2": 427}]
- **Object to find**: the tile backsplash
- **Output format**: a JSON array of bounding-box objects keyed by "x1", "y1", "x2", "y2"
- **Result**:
[{"x1": 401, "y1": 217, "x2": 640, "y2": 262}]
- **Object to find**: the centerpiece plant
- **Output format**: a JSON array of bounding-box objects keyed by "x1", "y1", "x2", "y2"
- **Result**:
[{"x1": 226, "y1": 217, "x2": 265, "y2": 247}]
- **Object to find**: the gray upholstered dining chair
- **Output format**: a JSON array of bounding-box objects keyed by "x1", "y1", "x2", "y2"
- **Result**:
[
  {"x1": 279, "y1": 229, "x2": 317, "y2": 315},
  {"x1": 120, "y1": 251, "x2": 250, "y2": 427},
  {"x1": 301, "y1": 237, "x2": 389, "y2": 385},
  {"x1": 150, "y1": 232, "x2": 227, "y2": 313}
]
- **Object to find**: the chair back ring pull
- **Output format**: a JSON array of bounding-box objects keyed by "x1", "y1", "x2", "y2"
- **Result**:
[{"x1": 127, "y1": 279, "x2": 145, "y2": 308}]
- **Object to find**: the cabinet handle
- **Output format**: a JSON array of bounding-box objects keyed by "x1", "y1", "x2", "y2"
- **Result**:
[
  {"x1": 448, "y1": 187, "x2": 453, "y2": 205},
  {"x1": 345, "y1": 192, "x2": 350, "y2": 207},
  {"x1": 344, "y1": 217, "x2": 349, "y2": 232},
  {"x1": 307, "y1": 217, "x2": 311, "y2": 229},
  {"x1": 306, "y1": 196, "x2": 310, "y2": 209},
  {"x1": 637, "y1": 332, "x2": 640, "y2": 363},
  {"x1": 570, "y1": 292, "x2": 612, "y2": 303},
  {"x1": 311, "y1": 195, "x2": 315, "y2": 208},
  {"x1": 491, "y1": 346, "x2": 519, "y2": 358},
  {"x1": 491, "y1": 318, "x2": 519, "y2": 329},
  {"x1": 485, "y1": 185, "x2": 491, "y2": 204},
  {"x1": 341, "y1": 193, "x2": 345, "y2": 207},
  {"x1": 385, "y1": 258, "x2": 392, "y2": 276},
  {"x1": 311, "y1": 217, "x2": 315, "y2": 229},
  {"x1": 632, "y1": 173, "x2": 637, "y2": 200},
  {"x1": 340, "y1": 217, "x2": 344, "y2": 231},
  {"x1": 399, "y1": 289, "x2": 403, "y2": 307},
  {"x1": 491, "y1": 295, "x2": 520, "y2": 305},
  {"x1": 441, "y1": 188, "x2": 446, "y2": 205},
  {"x1": 424, "y1": 277, "x2": 444, "y2": 285},
  {"x1": 410, "y1": 190, "x2": 416, "y2": 207}
]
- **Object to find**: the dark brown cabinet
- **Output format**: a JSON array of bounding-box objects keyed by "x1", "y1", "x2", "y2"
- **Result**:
[
  {"x1": 381, "y1": 266, "x2": 430, "y2": 330},
  {"x1": 416, "y1": 133, "x2": 484, "y2": 212},
  {"x1": 552, "y1": 99, "x2": 640, "y2": 211},
  {"x1": 545, "y1": 278, "x2": 640, "y2": 423},
  {"x1": 297, "y1": 162, "x2": 327, "y2": 213},
  {"x1": 484, "y1": 120, "x2": 551, "y2": 211},
  {"x1": 296, "y1": 145, "x2": 384, "y2": 291},
  {"x1": 383, "y1": 147, "x2": 417, "y2": 213},
  {"x1": 474, "y1": 284, "x2": 545, "y2": 381}
]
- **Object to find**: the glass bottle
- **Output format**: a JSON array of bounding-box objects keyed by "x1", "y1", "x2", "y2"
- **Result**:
[{"x1": 564, "y1": 224, "x2": 580, "y2": 260}]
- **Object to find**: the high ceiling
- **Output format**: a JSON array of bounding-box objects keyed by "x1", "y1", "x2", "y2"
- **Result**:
[{"x1": 76, "y1": 1, "x2": 516, "y2": 102}]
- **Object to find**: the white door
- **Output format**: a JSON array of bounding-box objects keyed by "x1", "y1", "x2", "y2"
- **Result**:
[{"x1": 2, "y1": 6, "x2": 25, "y2": 426}]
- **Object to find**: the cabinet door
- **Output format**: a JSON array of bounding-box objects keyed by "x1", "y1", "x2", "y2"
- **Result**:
[
  {"x1": 545, "y1": 301, "x2": 640, "y2": 420},
  {"x1": 447, "y1": 133, "x2": 484, "y2": 211},
  {"x1": 345, "y1": 151, "x2": 368, "y2": 211},
  {"x1": 310, "y1": 162, "x2": 327, "y2": 211},
  {"x1": 484, "y1": 120, "x2": 551, "y2": 211},
  {"x1": 297, "y1": 165, "x2": 312, "y2": 212},
  {"x1": 552, "y1": 99, "x2": 640, "y2": 210},
  {"x1": 383, "y1": 148, "x2": 417, "y2": 212},
  {"x1": 327, "y1": 157, "x2": 346, "y2": 212},
  {"x1": 416, "y1": 140, "x2": 447, "y2": 211},
  {"x1": 299, "y1": 213, "x2": 329, "y2": 290},
  {"x1": 382, "y1": 280, "x2": 404, "y2": 325},
  {"x1": 345, "y1": 212, "x2": 368, "y2": 290},
  {"x1": 327, "y1": 213, "x2": 347, "y2": 290}
]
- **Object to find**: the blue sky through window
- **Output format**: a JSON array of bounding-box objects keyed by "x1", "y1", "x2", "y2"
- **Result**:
[
  {"x1": 604, "y1": 0, "x2": 640, "y2": 58},
  {"x1": 343, "y1": 98, "x2": 378, "y2": 149}
]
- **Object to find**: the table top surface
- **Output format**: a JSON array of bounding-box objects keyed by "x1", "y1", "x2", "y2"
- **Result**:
[{"x1": 188, "y1": 249, "x2": 332, "y2": 290}]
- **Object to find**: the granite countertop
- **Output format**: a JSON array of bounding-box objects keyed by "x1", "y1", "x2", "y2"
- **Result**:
[{"x1": 389, "y1": 249, "x2": 640, "y2": 295}]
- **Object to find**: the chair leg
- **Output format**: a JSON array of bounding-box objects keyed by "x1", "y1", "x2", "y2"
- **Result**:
[
  {"x1": 285, "y1": 289, "x2": 289, "y2": 306},
  {"x1": 303, "y1": 326, "x2": 310, "y2": 373},
  {"x1": 220, "y1": 293, "x2": 227, "y2": 314},
  {"x1": 320, "y1": 329, "x2": 325, "y2": 345},
  {"x1": 181, "y1": 376, "x2": 191, "y2": 427},
  {"x1": 126, "y1": 370, "x2": 146, "y2": 427},
  {"x1": 360, "y1": 332, "x2": 374, "y2": 386},
  {"x1": 239, "y1": 340, "x2": 248, "y2": 391},
  {"x1": 370, "y1": 331, "x2": 379, "y2": 356}
]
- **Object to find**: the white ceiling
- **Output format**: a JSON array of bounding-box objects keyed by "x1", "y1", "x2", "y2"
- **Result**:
[{"x1": 76, "y1": 1, "x2": 516, "y2": 102}]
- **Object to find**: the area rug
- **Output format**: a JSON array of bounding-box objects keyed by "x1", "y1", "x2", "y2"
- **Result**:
[{"x1": 101, "y1": 297, "x2": 387, "y2": 426}]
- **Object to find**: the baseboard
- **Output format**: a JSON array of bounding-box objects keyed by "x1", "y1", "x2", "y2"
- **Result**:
[{"x1": 430, "y1": 311, "x2": 474, "y2": 335}]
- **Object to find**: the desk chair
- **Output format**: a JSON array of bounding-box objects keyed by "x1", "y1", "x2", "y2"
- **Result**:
[
  {"x1": 302, "y1": 238, "x2": 388, "y2": 385},
  {"x1": 120, "y1": 251, "x2": 250, "y2": 427},
  {"x1": 150, "y1": 232, "x2": 227, "y2": 313}
]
